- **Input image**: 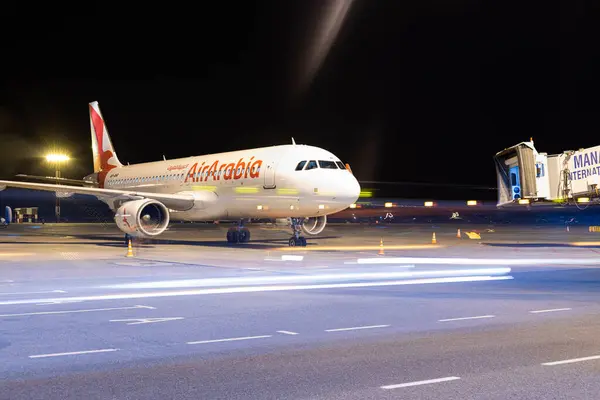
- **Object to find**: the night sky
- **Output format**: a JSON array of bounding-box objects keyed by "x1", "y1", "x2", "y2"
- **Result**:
[{"x1": 1, "y1": 2, "x2": 599, "y2": 199}]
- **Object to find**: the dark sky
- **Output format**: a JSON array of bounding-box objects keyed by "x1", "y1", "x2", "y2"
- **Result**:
[{"x1": 1, "y1": 2, "x2": 599, "y2": 196}]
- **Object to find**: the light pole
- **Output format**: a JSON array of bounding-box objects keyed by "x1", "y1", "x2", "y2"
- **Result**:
[{"x1": 45, "y1": 154, "x2": 70, "y2": 223}]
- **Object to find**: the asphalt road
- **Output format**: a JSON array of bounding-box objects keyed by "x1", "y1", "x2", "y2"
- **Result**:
[{"x1": 2, "y1": 223, "x2": 600, "y2": 399}]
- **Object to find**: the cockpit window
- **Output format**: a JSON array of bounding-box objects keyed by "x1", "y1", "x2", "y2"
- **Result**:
[
  {"x1": 319, "y1": 160, "x2": 337, "y2": 169},
  {"x1": 336, "y1": 161, "x2": 346, "y2": 169},
  {"x1": 305, "y1": 160, "x2": 318, "y2": 170},
  {"x1": 295, "y1": 161, "x2": 307, "y2": 171}
]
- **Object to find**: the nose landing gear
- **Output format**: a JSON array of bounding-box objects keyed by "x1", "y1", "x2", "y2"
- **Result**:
[{"x1": 289, "y1": 218, "x2": 307, "y2": 247}]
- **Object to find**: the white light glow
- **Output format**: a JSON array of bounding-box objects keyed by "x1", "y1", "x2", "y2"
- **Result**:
[{"x1": 46, "y1": 154, "x2": 70, "y2": 162}]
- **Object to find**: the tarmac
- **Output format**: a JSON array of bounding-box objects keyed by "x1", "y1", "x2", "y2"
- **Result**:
[{"x1": 2, "y1": 221, "x2": 600, "y2": 399}]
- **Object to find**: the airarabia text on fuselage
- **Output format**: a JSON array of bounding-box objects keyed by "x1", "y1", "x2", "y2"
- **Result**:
[{"x1": 184, "y1": 157, "x2": 263, "y2": 183}]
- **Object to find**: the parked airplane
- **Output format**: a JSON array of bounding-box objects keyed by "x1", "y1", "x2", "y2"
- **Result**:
[{"x1": 0, "y1": 102, "x2": 361, "y2": 246}]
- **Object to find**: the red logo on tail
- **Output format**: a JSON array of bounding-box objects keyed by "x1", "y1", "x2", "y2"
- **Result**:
[{"x1": 90, "y1": 104, "x2": 118, "y2": 188}]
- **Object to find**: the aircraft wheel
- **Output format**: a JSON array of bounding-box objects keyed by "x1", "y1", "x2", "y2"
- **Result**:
[
  {"x1": 239, "y1": 228, "x2": 251, "y2": 243},
  {"x1": 226, "y1": 229, "x2": 240, "y2": 243},
  {"x1": 288, "y1": 237, "x2": 296, "y2": 247}
]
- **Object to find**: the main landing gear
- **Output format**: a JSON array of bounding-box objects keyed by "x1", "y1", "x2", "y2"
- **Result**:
[
  {"x1": 226, "y1": 220, "x2": 251, "y2": 244},
  {"x1": 289, "y1": 218, "x2": 307, "y2": 247},
  {"x1": 224, "y1": 218, "x2": 306, "y2": 247}
]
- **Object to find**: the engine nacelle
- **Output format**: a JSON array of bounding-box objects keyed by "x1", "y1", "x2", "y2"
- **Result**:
[
  {"x1": 302, "y1": 215, "x2": 327, "y2": 235},
  {"x1": 114, "y1": 199, "x2": 170, "y2": 237}
]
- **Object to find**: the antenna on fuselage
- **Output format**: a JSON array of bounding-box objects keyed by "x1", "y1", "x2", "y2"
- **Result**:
[{"x1": 291, "y1": 137, "x2": 296, "y2": 145}]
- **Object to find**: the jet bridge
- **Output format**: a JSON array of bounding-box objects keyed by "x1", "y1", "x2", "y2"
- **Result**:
[{"x1": 495, "y1": 140, "x2": 600, "y2": 207}]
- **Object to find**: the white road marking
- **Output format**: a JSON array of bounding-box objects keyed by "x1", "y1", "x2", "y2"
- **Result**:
[
  {"x1": 542, "y1": 355, "x2": 600, "y2": 366},
  {"x1": 0, "y1": 276, "x2": 513, "y2": 306},
  {"x1": 281, "y1": 255, "x2": 304, "y2": 261},
  {"x1": 276, "y1": 330, "x2": 299, "y2": 335},
  {"x1": 29, "y1": 348, "x2": 119, "y2": 359},
  {"x1": 0, "y1": 290, "x2": 66, "y2": 296},
  {"x1": 0, "y1": 305, "x2": 155, "y2": 317},
  {"x1": 530, "y1": 308, "x2": 572, "y2": 314},
  {"x1": 110, "y1": 317, "x2": 184, "y2": 325},
  {"x1": 325, "y1": 324, "x2": 389, "y2": 332},
  {"x1": 381, "y1": 376, "x2": 461, "y2": 389},
  {"x1": 438, "y1": 315, "x2": 495, "y2": 322},
  {"x1": 36, "y1": 301, "x2": 83, "y2": 306},
  {"x1": 187, "y1": 335, "x2": 272, "y2": 345}
]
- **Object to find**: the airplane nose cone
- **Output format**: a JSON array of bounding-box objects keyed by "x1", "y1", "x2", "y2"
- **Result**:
[{"x1": 347, "y1": 175, "x2": 361, "y2": 204}]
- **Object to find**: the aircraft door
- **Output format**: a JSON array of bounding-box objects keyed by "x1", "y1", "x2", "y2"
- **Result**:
[
  {"x1": 509, "y1": 165, "x2": 521, "y2": 200},
  {"x1": 263, "y1": 161, "x2": 276, "y2": 189}
]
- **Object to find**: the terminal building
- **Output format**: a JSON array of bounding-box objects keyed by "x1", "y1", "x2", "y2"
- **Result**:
[{"x1": 495, "y1": 140, "x2": 600, "y2": 206}]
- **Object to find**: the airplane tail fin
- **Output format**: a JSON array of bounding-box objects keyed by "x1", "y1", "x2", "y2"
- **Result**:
[{"x1": 89, "y1": 101, "x2": 123, "y2": 174}]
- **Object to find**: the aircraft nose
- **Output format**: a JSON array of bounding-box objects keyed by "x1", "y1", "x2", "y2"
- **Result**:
[{"x1": 346, "y1": 175, "x2": 361, "y2": 204}]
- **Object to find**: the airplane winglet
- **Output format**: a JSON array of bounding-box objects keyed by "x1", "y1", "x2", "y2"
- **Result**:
[{"x1": 292, "y1": 137, "x2": 296, "y2": 145}]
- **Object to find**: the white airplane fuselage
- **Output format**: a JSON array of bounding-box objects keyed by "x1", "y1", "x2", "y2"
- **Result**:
[
  {"x1": 101, "y1": 144, "x2": 361, "y2": 221},
  {"x1": 0, "y1": 101, "x2": 360, "y2": 244}
]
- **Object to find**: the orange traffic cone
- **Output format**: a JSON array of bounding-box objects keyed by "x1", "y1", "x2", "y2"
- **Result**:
[
  {"x1": 126, "y1": 239, "x2": 134, "y2": 257},
  {"x1": 457, "y1": 228, "x2": 461, "y2": 238},
  {"x1": 379, "y1": 238, "x2": 384, "y2": 255},
  {"x1": 432, "y1": 232, "x2": 437, "y2": 244}
]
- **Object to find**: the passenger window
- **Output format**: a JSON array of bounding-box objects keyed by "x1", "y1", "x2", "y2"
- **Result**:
[
  {"x1": 336, "y1": 161, "x2": 346, "y2": 169},
  {"x1": 295, "y1": 161, "x2": 307, "y2": 171},
  {"x1": 305, "y1": 160, "x2": 318, "y2": 170},
  {"x1": 319, "y1": 160, "x2": 337, "y2": 169},
  {"x1": 511, "y1": 173, "x2": 517, "y2": 186}
]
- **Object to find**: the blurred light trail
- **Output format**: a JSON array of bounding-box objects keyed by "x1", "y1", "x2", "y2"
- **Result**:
[
  {"x1": 100, "y1": 267, "x2": 511, "y2": 289},
  {"x1": 297, "y1": 0, "x2": 355, "y2": 95},
  {"x1": 0, "y1": 275, "x2": 513, "y2": 306}
]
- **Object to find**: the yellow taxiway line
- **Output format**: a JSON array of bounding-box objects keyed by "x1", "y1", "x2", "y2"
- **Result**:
[{"x1": 274, "y1": 244, "x2": 444, "y2": 251}]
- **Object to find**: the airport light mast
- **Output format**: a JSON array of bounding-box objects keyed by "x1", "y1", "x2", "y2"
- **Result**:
[{"x1": 45, "y1": 153, "x2": 69, "y2": 223}]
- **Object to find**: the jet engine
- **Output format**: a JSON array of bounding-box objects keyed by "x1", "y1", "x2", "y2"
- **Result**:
[
  {"x1": 302, "y1": 215, "x2": 327, "y2": 235},
  {"x1": 114, "y1": 199, "x2": 170, "y2": 237}
]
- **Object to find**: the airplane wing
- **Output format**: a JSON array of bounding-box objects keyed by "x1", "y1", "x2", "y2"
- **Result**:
[
  {"x1": 15, "y1": 174, "x2": 97, "y2": 187},
  {"x1": 0, "y1": 180, "x2": 195, "y2": 211}
]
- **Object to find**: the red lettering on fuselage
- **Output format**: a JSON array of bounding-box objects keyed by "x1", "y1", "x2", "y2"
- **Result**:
[
  {"x1": 234, "y1": 158, "x2": 245, "y2": 180},
  {"x1": 224, "y1": 163, "x2": 235, "y2": 180},
  {"x1": 249, "y1": 159, "x2": 262, "y2": 178},
  {"x1": 184, "y1": 163, "x2": 198, "y2": 183},
  {"x1": 184, "y1": 157, "x2": 263, "y2": 183}
]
